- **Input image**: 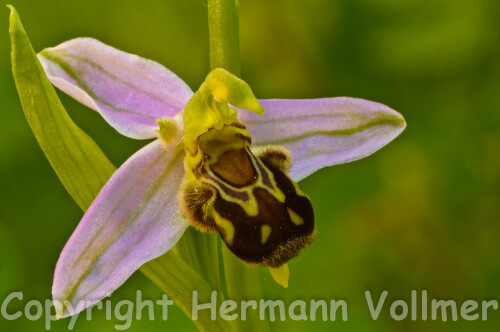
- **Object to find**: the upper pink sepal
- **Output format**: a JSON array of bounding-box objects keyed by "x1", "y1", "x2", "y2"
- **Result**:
[{"x1": 38, "y1": 38, "x2": 193, "y2": 139}]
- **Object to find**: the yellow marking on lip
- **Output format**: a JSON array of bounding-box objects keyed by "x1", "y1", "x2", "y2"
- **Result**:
[
  {"x1": 261, "y1": 225, "x2": 272, "y2": 244},
  {"x1": 250, "y1": 152, "x2": 286, "y2": 203},
  {"x1": 292, "y1": 181, "x2": 308, "y2": 197},
  {"x1": 269, "y1": 264, "x2": 289, "y2": 288},
  {"x1": 288, "y1": 208, "x2": 304, "y2": 226},
  {"x1": 198, "y1": 143, "x2": 292, "y2": 219},
  {"x1": 213, "y1": 210, "x2": 235, "y2": 245}
]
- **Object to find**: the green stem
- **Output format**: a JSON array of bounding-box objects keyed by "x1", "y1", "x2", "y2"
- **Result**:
[
  {"x1": 208, "y1": 0, "x2": 241, "y2": 76},
  {"x1": 207, "y1": 1, "x2": 271, "y2": 331},
  {"x1": 222, "y1": 247, "x2": 270, "y2": 332},
  {"x1": 174, "y1": 228, "x2": 220, "y2": 291}
]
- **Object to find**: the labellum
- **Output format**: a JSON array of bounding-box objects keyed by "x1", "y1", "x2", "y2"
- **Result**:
[{"x1": 179, "y1": 123, "x2": 315, "y2": 267}]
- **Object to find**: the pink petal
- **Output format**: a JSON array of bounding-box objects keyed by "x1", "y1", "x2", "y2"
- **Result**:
[
  {"x1": 37, "y1": 38, "x2": 193, "y2": 139},
  {"x1": 53, "y1": 139, "x2": 187, "y2": 317},
  {"x1": 241, "y1": 97, "x2": 406, "y2": 181}
]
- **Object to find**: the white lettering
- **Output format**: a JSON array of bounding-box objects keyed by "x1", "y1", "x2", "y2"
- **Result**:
[
  {"x1": 240, "y1": 300, "x2": 257, "y2": 321},
  {"x1": 25, "y1": 300, "x2": 43, "y2": 321},
  {"x1": 289, "y1": 300, "x2": 307, "y2": 321},
  {"x1": 1, "y1": 292, "x2": 23, "y2": 320},
  {"x1": 192, "y1": 290, "x2": 217, "y2": 321},
  {"x1": 365, "y1": 290, "x2": 387, "y2": 320},
  {"x1": 431, "y1": 300, "x2": 457, "y2": 321},
  {"x1": 310, "y1": 300, "x2": 327, "y2": 321},
  {"x1": 220, "y1": 300, "x2": 238, "y2": 320},
  {"x1": 460, "y1": 300, "x2": 479, "y2": 321},
  {"x1": 136, "y1": 290, "x2": 154, "y2": 320},
  {"x1": 482, "y1": 300, "x2": 498, "y2": 321},
  {"x1": 157, "y1": 294, "x2": 174, "y2": 320},
  {"x1": 260, "y1": 299, "x2": 285, "y2": 321},
  {"x1": 114, "y1": 300, "x2": 134, "y2": 330},
  {"x1": 390, "y1": 300, "x2": 408, "y2": 321}
]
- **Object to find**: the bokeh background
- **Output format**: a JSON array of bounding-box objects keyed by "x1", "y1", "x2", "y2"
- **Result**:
[{"x1": 1, "y1": 0, "x2": 500, "y2": 331}]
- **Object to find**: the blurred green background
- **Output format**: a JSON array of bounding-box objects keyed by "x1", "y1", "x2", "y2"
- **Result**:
[{"x1": 1, "y1": 0, "x2": 500, "y2": 331}]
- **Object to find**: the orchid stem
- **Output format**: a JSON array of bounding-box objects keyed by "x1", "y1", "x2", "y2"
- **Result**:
[
  {"x1": 208, "y1": 0, "x2": 241, "y2": 76},
  {"x1": 207, "y1": 1, "x2": 270, "y2": 331}
]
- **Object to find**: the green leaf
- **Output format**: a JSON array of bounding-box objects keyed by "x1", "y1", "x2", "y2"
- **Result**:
[
  {"x1": 8, "y1": 5, "x2": 115, "y2": 212},
  {"x1": 142, "y1": 252, "x2": 227, "y2": 332},
  {"x1": 222, "y1": 247, "x2": 271, "y2": 332},
  {"x1": 174, "y1": 228, "x2": 222, "y2": 291},
  {"x1": 8, "y1": 6, "x2": 228, "y2": 331}
]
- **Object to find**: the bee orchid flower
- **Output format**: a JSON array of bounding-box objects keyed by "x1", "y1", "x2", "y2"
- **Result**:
[{"x1": 37, "y1": 38, "x2": 405, "y2": 318}]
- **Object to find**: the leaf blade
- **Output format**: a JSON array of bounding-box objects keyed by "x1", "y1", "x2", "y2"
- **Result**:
[
  {"x1": 9, "y1": 5, "x2": 115, "y2": 210},
  {"x1": 9, "y1": 6, "x2": 227, "y2": 331}
]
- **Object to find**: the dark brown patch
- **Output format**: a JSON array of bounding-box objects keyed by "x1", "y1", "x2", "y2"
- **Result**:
[
  {"x1": 210, "y1": 148, "x2": 257, "y2": 187},
  {"x1": 213, "y1": 164, "x2": 315, "y2": 267},
  {"x1": 230, "y1": 122, "x2": 247, "y2": 130},
  {"x1": 191, "y1": 159, "x2": 205, "y2": 178}
]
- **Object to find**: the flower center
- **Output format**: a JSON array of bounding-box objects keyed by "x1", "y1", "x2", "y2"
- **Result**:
[
  {"x1": 181, "y1": 68, "x2": 264, "y2": 157},
  {"x1": 177, "y1": 68, "x2": 315, "y2": 270}
]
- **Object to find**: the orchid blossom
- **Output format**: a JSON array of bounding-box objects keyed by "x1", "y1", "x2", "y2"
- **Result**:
[{"x1": 36, "y1": 37, "x2": 405, "y2": 318}]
